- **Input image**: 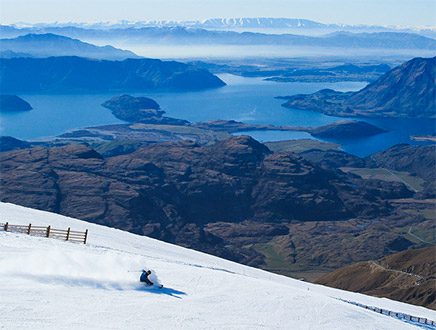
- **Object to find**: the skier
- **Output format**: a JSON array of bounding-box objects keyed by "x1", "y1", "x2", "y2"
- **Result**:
[{"x1": 140, "y1": 270, "x2": 154, "y2": 286}]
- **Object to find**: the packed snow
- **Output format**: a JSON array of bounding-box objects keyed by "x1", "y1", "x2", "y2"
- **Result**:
[{"x1": 0, "y1": 202, "x2": 434, "y2": 329}]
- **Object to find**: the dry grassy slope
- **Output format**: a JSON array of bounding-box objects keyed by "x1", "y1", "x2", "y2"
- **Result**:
[{"x1": 316, "y1": 246, "x2": 436, "y2": 309}]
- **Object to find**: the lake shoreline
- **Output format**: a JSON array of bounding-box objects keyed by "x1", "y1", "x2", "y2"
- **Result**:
[{"x1": 0, "y1": 74, "x2": 434, "y2": 157}]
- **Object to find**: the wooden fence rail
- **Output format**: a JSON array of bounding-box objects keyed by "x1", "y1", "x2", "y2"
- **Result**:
[
  {"x1": 337, "y1": 298, "x2": 436, "y2": 327},
  {"x1": 0, "y1": 222, "x2": 88, "y2": 244}
]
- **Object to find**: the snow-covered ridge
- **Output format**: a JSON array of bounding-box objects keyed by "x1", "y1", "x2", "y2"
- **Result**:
[
  {"x1": 0, "y1": 202, "x2": 434, "y2": 329},
  {"x1": 199, "y1": 17, "x2": 326, "y2": 29},
  {"x1": 11, "y1": 18, "x2": 436, "y2": 32}
]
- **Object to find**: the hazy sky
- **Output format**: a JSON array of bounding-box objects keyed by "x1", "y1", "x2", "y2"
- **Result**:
[{"x1": 1, "y1": 0, "x2": 435, "y2": 26}]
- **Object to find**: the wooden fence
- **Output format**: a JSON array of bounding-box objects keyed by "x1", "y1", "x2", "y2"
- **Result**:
[
  {"x1": 338, "y1": 298, "x2": 436, "y2": 327},
  {"x1": 0, "y1": 222, "x2": 88, "y2": 244}
]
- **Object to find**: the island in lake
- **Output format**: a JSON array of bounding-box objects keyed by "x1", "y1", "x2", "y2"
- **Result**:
[
  {"x1": 53, "y1": 95, "x2": 388, "y2": 148},
  {"x1": 102, "y1": 94, "x2": 190, "y2": 125}
]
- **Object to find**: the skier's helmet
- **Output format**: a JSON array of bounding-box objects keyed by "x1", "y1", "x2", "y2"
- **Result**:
[{"x1": 147, "y1": 270, "x2": 152, "y2": 275}]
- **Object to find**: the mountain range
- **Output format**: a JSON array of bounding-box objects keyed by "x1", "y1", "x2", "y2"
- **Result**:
[
  {"x1": 7, "y1": 18, "x2": 436, "y2": 37},
  {"x1": 0, "y1": 20, "x2": 435, "y2": 312},
  {"x1": 0, "y1": 136, "x2": 421, "y2": 267},
  {"x1": 0, "y1": 33, "x2": 138, "y2": 59},
  {"x1": 1, "y1": 26, "x2": 435, "y2": 51},
  {"x1": 0, "y1": 56, "x2": 226, "y2": 93},
  {"x1": 281, "y1": 56, "x2": 436, "y2": 118}
]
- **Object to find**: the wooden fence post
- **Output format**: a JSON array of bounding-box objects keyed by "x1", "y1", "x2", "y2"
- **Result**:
[
  {"x1": 27, "y1": 223, "x2": 32, "y2": 235},
  {"x1": 84, "y1": 229, "x2": 88, "y2": 244},
  {"x1": 66, "y1": 227, "x2": 70, "y2": 241},
  {"x1": 46, "y1": 225, "x2": 51, "y2": 238},
  {"x1": 4, "y1": 222, "x2": 8, "y2": 231}
]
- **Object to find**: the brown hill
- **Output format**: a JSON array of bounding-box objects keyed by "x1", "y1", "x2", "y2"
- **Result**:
[
  {"x1": 369, "y1": 144, "x2": 436, "y2": 198},
  {"x1": 0, "y1": 136, "x2": 413, "y2": 263},
  {"x1": 316, "y1": 246, "x2": 436, "y2": 309},
  {"x1": 370, "y1": 144, "x2": 436, "y2": 181}
]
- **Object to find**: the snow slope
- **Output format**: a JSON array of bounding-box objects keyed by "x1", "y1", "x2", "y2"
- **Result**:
[{"x1": 0, "y1": 202, "x2": 434, "y2": 330}]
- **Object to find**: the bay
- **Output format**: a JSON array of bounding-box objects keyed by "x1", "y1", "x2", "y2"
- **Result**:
[{"x1": 0, "y1": 74, "x2": 434, "y2": 157}]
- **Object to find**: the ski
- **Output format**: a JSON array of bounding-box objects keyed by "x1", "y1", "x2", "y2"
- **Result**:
[{"x1": 144, "y1": 284, "x2": 163, "y2": 289}]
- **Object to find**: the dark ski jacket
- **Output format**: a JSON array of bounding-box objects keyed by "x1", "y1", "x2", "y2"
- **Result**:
[{"x1": 140, "y1": 271, "x2": 154, "y2": 285}]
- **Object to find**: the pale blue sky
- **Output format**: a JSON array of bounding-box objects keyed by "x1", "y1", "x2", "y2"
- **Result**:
[{"x1": 1, "y1": 0, "x2": 435, "y2": 26}]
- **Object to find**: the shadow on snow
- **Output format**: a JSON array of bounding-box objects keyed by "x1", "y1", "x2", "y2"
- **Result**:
[
  {"x1": 135, "y1": 285, "x2": 187, "y2": 299},
  {"x1": 12, "y1": 273, "x2": 187, "y2": 298}
]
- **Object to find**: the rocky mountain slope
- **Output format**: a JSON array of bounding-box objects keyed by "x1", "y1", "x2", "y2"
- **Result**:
[
  {"x1": 0, "y1": 57, "x2": 226, "y2": 93},
  {"x1": 316, "y1": 246, "x2": 436, "y2": 309},
  {"x1": 0, "y1": 137, "x2": 414, "y2": 263},
  {"x1": 0, "y1": 33, "x2": 139, "y2": 59},
  {"x1": 282, "y1": 56, "x2": 436, "y2": 118}
]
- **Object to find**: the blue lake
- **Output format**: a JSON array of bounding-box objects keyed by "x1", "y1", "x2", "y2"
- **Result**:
[{"x1": 0, "y1": 74, "x2": 434, "y2": 157}]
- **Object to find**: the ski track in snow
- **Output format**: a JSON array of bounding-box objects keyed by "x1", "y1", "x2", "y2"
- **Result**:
[{"x1": 0, "y1": 202, "x2": 435, "y2": 330}]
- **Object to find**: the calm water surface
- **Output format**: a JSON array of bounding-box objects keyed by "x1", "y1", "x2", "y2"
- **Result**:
[{"x1": 0, "y1": 74, "x2": 434, "y2": 157}]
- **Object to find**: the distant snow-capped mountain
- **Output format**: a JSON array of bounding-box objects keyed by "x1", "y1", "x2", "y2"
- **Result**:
[
  {"x1": 197, "y1": 17, "x2": 329, "y2": 29},
  {"x1": 7, "y1": 18, "x2": 435, "y2": 41},
  {"x1": 9, "y1": 17, "x2": 436, "y2": 33}
]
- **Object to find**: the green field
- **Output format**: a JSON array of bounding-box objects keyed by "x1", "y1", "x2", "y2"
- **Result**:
[
  {"x1": 254, "y1": 242, "x2": 332, "y2": 281},
  {"x1": 340, "y1": 167, "x2": 425, "y2": 192},
  {"x1": 265, "y1": 139, "x2": 340, "y2": 153}
]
